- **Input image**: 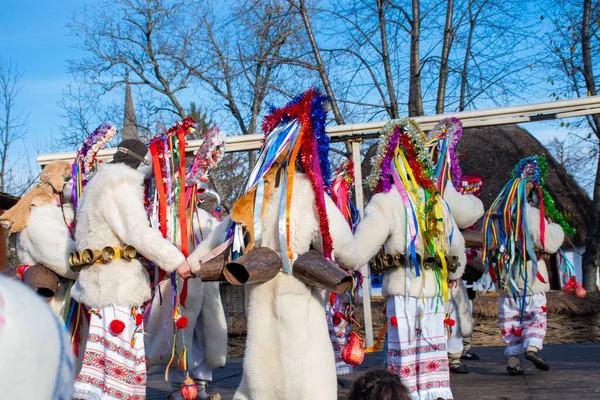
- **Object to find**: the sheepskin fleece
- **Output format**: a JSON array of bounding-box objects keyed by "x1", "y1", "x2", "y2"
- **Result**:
[
  {"x1": 71, "y1": 163, "x2": 185, "y2": 309},
  {"x1": 145, "y1": 210, "x2": 228, "y2": 373},
  {"x1": 231, "y1": 173, "x2": 357, "y2": 400},
  {"x1": 500, "y1": 205, "x2": 565, "y2": 296},
  {"x1": 16, "y1": 202, "x2": 77, "y2": 317},
  {"x1": 443, "y1": 183, "x2": 485, "y2": 229},
  {"x1": 0, "y1": 276, "x2": 75, "y2": 400},
  {"x1": 450, "y1": 280, "x2": 473, "y2": 337},
  {"x1": 353, "y1": 187, "x2": 466, "y2": 298}
]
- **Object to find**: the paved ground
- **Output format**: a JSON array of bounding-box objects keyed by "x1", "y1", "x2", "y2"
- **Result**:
[{"x1": 147, "y1": 343, "x2": 600, "y2": 399}]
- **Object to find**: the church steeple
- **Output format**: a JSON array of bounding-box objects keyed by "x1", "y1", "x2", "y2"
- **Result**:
[{"x1": 122, "y1": 71, "x2": 139, "y2": 139}]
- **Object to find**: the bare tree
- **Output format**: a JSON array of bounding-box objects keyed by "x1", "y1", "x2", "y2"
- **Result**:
[
  {"x1": 0, "y1": 58, "x2": 29, "y2": 194},
  {"x1": 543, "y1": 0, "x2": 600, "y2": 291},
  {"x1": 68, "y1": 0, "x2": 198, "y2": 119},
  {"x1": 436, "y1": 0, "x2": 455, "y2": 114}
]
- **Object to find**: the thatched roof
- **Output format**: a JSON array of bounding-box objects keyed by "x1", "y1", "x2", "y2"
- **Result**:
[
  {"x1": 0, "y1": 192, "x2": 19, "y2": 211},
  {"x1": 457, "y1": 124, "x2": 590, "y2": 245}
]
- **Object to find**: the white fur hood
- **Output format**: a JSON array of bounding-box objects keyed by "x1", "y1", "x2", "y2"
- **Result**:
[{"x1": 71, "y1": 163, "x2": 185, "y2": 309}]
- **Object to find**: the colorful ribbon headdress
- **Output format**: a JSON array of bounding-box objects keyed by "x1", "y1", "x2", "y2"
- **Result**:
[
  {"x1": 235, "y1": 88, "x2": 332, "y2": 273},
  {"x1": 71, "y1": 123, "x2": 117, "y2": 208},
  {"x1": 366, "y1": 118, "x2": 450, "y2": 300},
  {"x1": 186, "y1": 126, "x2": 226, "y2": 187},
  {"x1": 482, "y1": 155, "x2": 574, "y2": 312},
  {"x1": 145, "y1": 118, "x2": 197, "y2": 382},
  {"x1": 426, "y1": 117, "x2": 463, "y2": 195}
]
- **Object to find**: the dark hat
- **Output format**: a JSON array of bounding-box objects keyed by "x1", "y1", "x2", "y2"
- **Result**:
[{"x1": 111, "y1": 139, "x2": 150, "y2": 169}]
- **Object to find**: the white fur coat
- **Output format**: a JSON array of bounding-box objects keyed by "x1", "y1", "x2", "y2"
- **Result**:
[
  {"x1": 503, "y1": 204, "x2": 565, "y2": 295},
  {"x1": 442, "y1": 184, "x2": 485, "y2": 230},
  {"x1": 17, "y1": 202, "x2": 77, "y2": 317},
  {"x1": 353, "y1": 187, "x2": 466, "y2": 298},
  {"x1": 145, "y1": 209, "x2": 228, "y2": 374},
  {"x1": 189, "y1": 173, "x2": 357, "y2": 400},
  {"x1": 71, "y1": 163, "x2": 185, "y2": 309}
]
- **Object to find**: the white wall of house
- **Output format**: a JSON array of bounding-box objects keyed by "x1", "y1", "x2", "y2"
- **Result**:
[{"x1": 561, "y1": 246, "x2": 585, "y2": 284}]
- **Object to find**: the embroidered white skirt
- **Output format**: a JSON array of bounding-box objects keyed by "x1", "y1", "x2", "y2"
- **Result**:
[
  {"x1": 387, "y1": 296, "x2": 453, "y2": 400},
  {"x1": 73, "y1": 305, "x2": 146, "y2": 400},
  {"x1": 325, "y1": 292, "x2": 354, "y2": 375},
  {"x1": 498, "y1": 292, "x2": 547, "y2": 356}
]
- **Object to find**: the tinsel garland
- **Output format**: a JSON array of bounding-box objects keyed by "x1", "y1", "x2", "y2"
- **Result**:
[
  {"x1": 460, "y1": 174, "x2": 483, "y2": 197},
  {"x1": 71, "y1": 123, "x2": 117, "y2": 207},
  {"x1": 511, "y1": 155, "x2": 575, "y2": 235},
  {"x1": 426, "y1": 117, "x2": 464, "y2": 189},
  {"x1": 337, "y1": 159, "x2": 355, "y2": 187},
  {"x1": 366, "y1": 117, "x2": 443, "y2": 261},
  {"x1": 187, "y1": 125, "x2": 226, "y2": 186},
  {"x1": 146, "y1": 119, "x2": 198, "y2": 382},
  {"x1": 262, "y1": 89, "x2": 334, "y2": 259},
  {"x1": 366, "y1": 118, "x2": 434, "y2": 192}
]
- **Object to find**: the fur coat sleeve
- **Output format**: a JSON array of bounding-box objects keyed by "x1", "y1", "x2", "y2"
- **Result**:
[
  {"x1": 352, "y1": 191, "x2": 400, "y2": 268},
  {"x1": 442, "y1": 202, "x2": 467, "y2": 280},
  {"x1": 310, "y1": 195, "x2": 358, "y2": 270},
  {"x1": 20, "y1": 204, "x2": 77, "y2": 280},
  {"x1": 443, "y1": 183, "x2": 485, "y2": 229},
  {"x1": 102, "y1": 184, "x2": 185, "y2": 273},
  {"x1": 188, "y1": 216, "x2": 231, "y2": 275},
  {"x1": 526, "y1": 205, "x2": 565, "y2": 254}
]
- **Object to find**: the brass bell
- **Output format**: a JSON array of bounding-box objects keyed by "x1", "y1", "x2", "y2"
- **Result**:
[
  {"x1": 122, "y1": 245, "x2": 137, "y2": 260},
  {"x1": 101, "y1": 246, "x2": 116, "y2": 263},
  {"x1": 423, "y1": 256, "x2": 436, "y2": 270},
  {"x1": 69, "y1": 251, "x2": 82, "y2": 268},
  {"x1": 393, "y1": 254, "x2": 406, "y2": 268},
  {"x1": 383, "y1": 254, "x2": 394, "y2": 268},
  {"x1": 371, "y1": 256, "x2": 383, "y2": 274},
  {"x1": 447, "y1": 255, "x2": 459, "y2": 273},
  {"x1": 82, "y1": 249, "x2": 101, "y2": 264}
]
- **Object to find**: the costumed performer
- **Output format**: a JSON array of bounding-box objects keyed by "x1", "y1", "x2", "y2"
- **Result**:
[
  {"x1": 455, "y1": 175, "x2": 487, "y2": 365},
  {"x1": 0, "y1": 276, "x2": 75, "y2": 400},
  {"x1": 0, "y1": 160, "x2": 77, "y2": 318},
  {"x1": 353, "y1": 118, "x2": 467, "y2": 400},
  {"x1": 425, "y1": 119, "x2": 485, "y2": 375},
  {"x1": 189, "y1": 89, "x2": 359, "y2": 400},
  {"x1": 326, "y1": 159, "x2": 363, "y2": 380},
  {"x1": 71, "y1": 139, "x2": 192, "y2": 400},
  {"x1": 144, "y1": 124, "x2": 227, "y2": 400},
  {"x1": 483, "y1": 155, "x2": 568, "y2": 375}
]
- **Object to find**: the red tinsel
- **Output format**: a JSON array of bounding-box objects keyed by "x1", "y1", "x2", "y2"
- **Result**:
[
  {"x1": 109, "y1": 319, "x2": 126, "y2": 335},
  {"x1": 175, "y1": 316, "x2": 189, "y2": 330},
  {"x1": 16, "y1": 265, "x2": 28, "y2": 279},
  {"x1": 399, "y1": 134, "x2": 436, "y2": 190},
  {"x1": 262, "y1": 89, "x2": 334, "y2": 259}
]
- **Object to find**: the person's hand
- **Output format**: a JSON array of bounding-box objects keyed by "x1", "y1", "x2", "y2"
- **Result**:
[
  {"x1": 448, "y1": 279, "x2": 459, "y2": 289},
  {"x1": 176, "y1": 261, "x2": 192, "y2": 280}
]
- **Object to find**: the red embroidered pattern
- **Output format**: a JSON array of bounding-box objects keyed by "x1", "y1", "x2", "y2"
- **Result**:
[
  {"x1": 86, "y1": 334, "x2": 146, "y2": 364},
  {"x1": 388, "y1": 359, "x2": 449, "y2": 378},
  {"x1": 76, "y1": 375, "x2": 144, "y2": 400},
  {"x1": 387, "y1": 343, "x2": 446, "y2": 358}
]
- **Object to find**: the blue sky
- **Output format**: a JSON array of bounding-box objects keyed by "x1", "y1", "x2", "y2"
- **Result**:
[
  {"x1": 0, "y1": 0, "x2": 86, "y2": 151},
  {"x1": 0, "y1": 0, "x2": 584, "y2": 193}
]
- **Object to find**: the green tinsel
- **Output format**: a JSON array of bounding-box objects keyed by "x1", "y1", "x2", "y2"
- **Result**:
[{"x1": 511, "y1": 154, "x2": 575, "y2": 236}]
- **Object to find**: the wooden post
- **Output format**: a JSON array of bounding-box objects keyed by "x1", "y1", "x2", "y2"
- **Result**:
[{"x1": 351, "y1": 139, "x2": 374, "y2": 348}]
